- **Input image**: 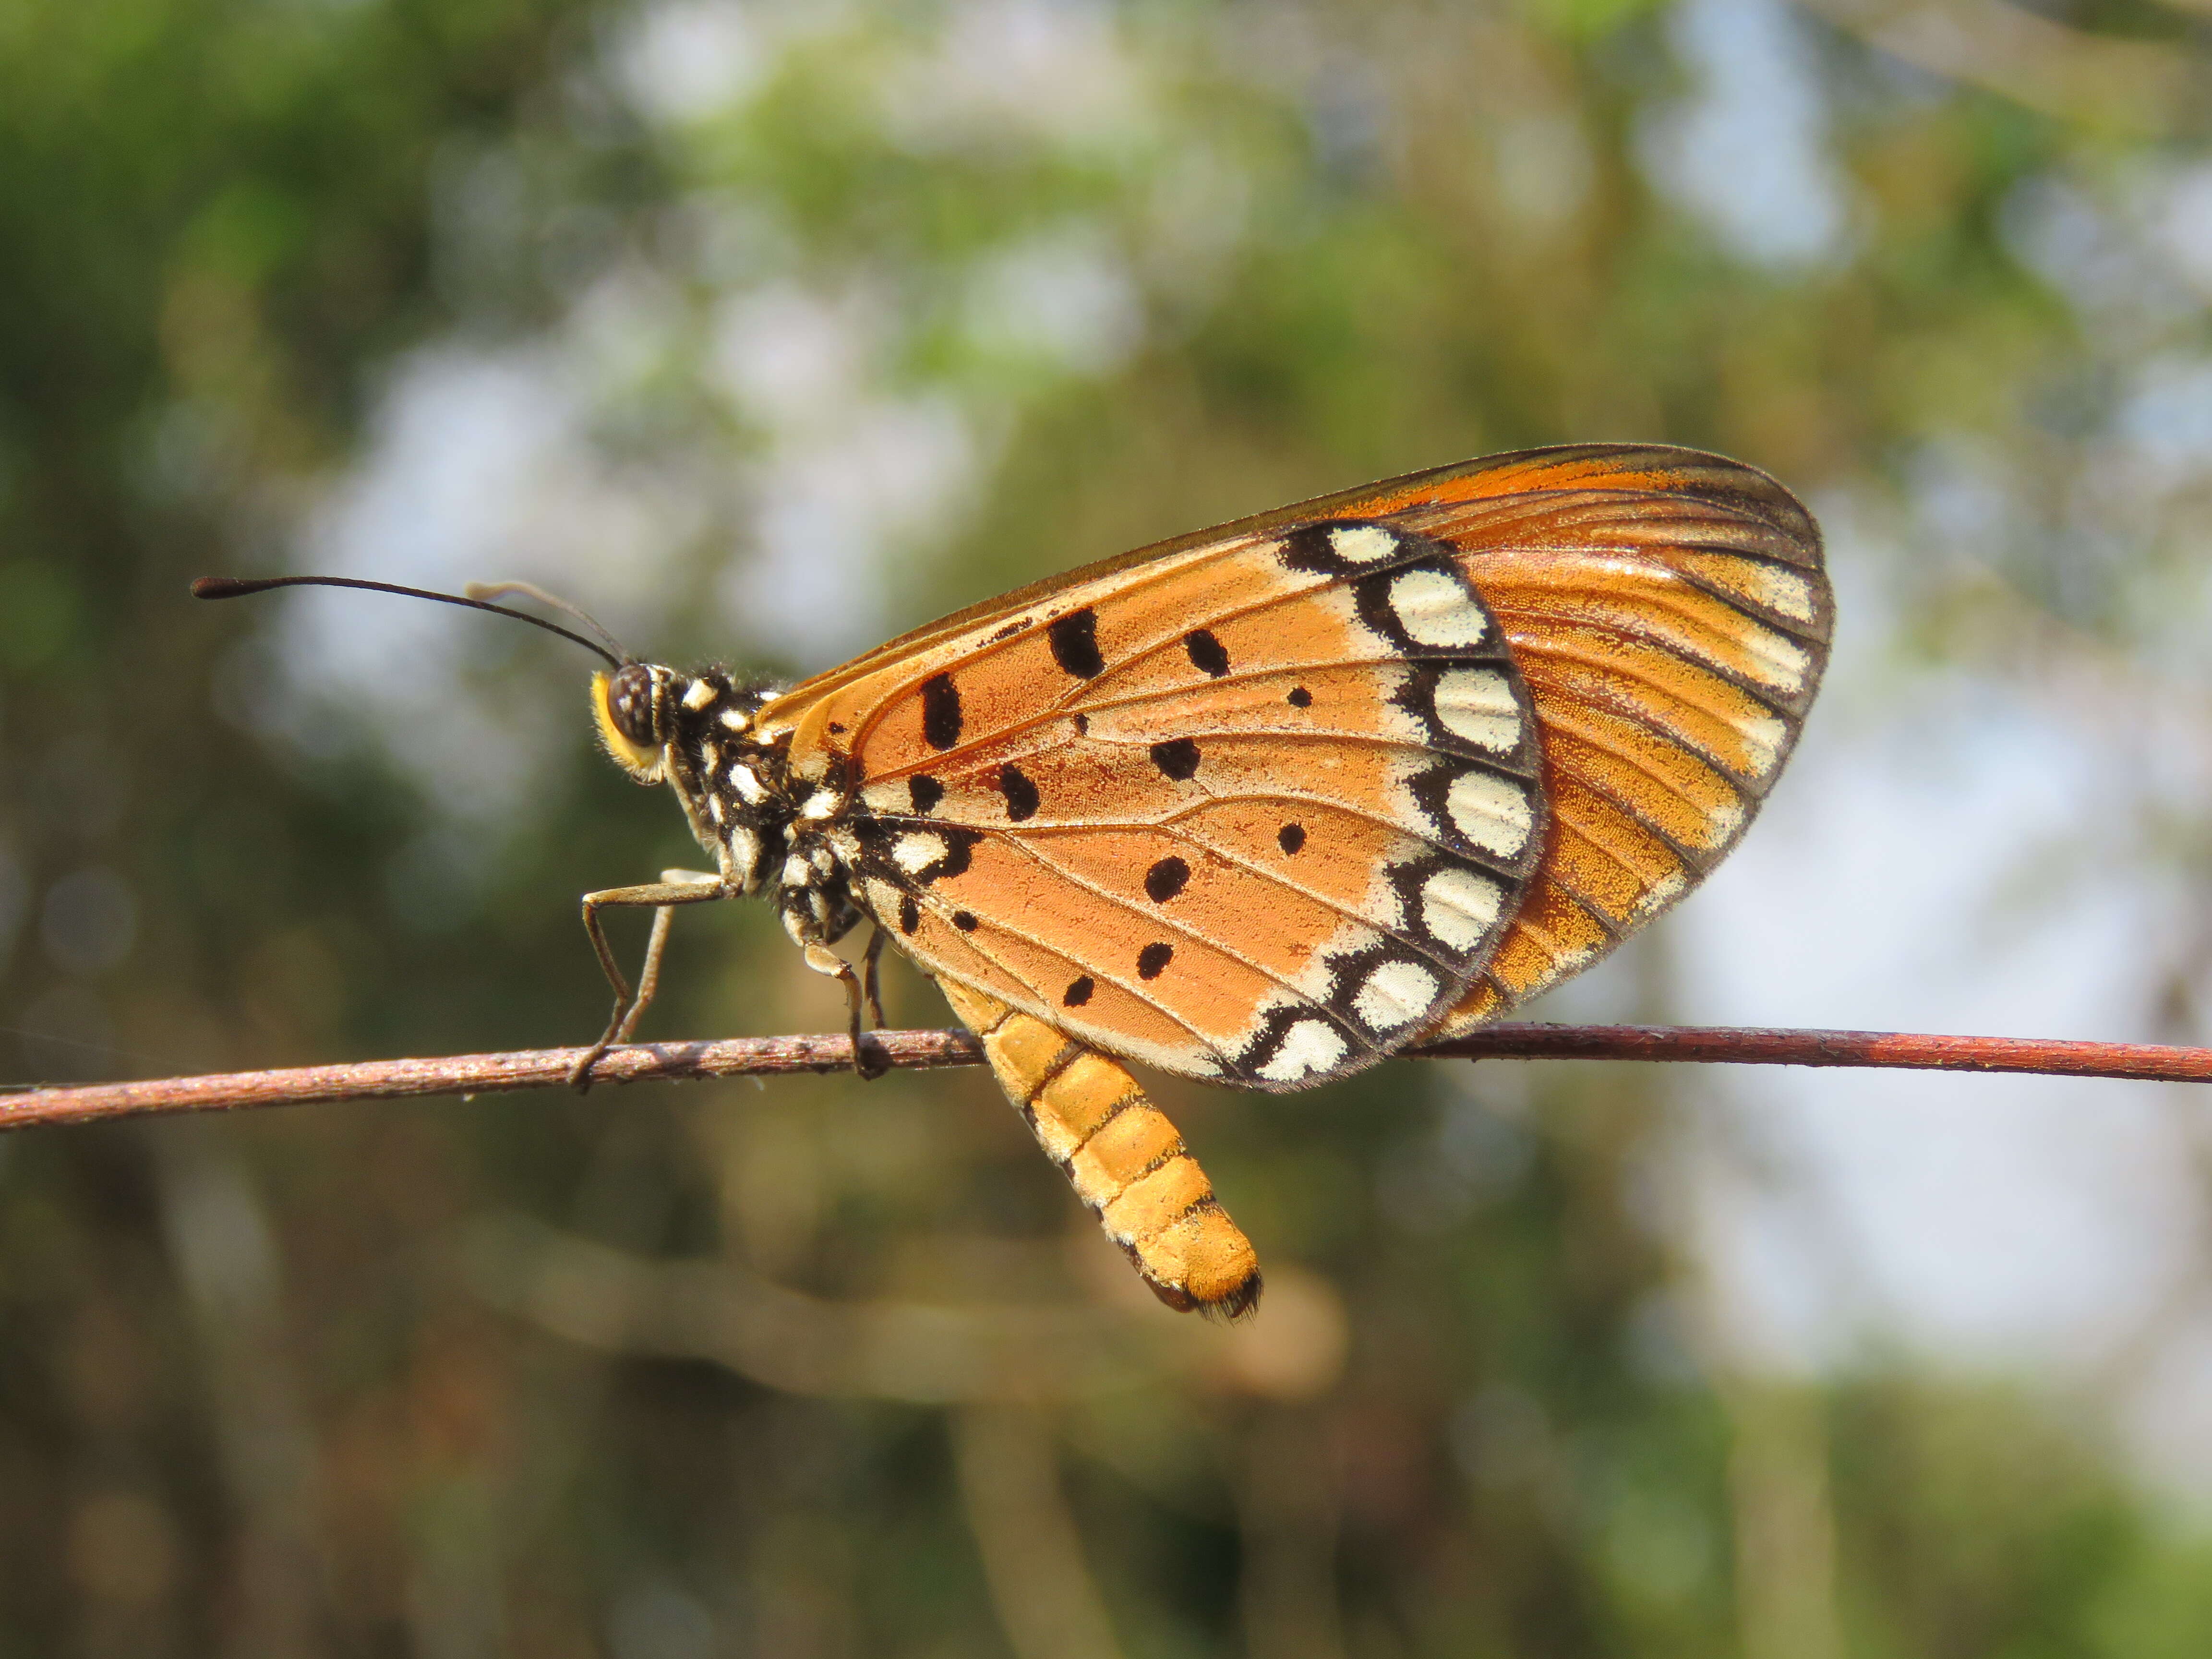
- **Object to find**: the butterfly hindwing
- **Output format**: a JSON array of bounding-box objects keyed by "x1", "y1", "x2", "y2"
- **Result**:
[{"x1": 1381, "y1": 454, "x2": 1828, "y2": 1026}]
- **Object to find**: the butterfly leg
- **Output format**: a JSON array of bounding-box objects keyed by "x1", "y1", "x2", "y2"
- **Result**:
[
  {"x1": 933, "y1": 976, "x2": 1262, "y2": 1318},
  {"x1": 860, "y1": 926, "x2": 889, "y2": 1030},
  {"x1": 571, "y1": 870, "x2": 731, "y2": 1091},
  {"x1": 799, "y1": 942, "x2": 890, "y2": 1081}
]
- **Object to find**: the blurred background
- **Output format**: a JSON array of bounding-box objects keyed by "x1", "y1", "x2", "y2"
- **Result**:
[{"x1": 7, "y1": 0, "x2": 2212, "y2": 1652}]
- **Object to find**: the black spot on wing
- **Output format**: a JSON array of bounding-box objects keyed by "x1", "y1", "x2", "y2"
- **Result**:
[
  {"x1": 1143, "y1": 856, "x2": 1190, "y2": 902},
  {"x1": 1137, "y1": 942, "x2": 1173, "y2": 979},
  {"x1": 909, "y1": 774, "x2": 944, "y2": 814},
  {"x1": 1062, "y1": 975, "x2": 1094, "y2": 1007},
  {"x1": 1047, "y1": 609, "x2": 1104, "y2": 678},
  {"x1": 998, "y1": 764, "x2": 1040, "y2": 822},
  {"x1": 928, "y1": 831, "x2": 979, "y2": 883},
  {"x1": 899, "y1": 895, "x2": 920, "y2": 934},
  {"x1": 1278, "y1": 823, "x2": 1306, "y2": 854},
  {"x1": 1149, "y1": 738, "x2": 1201, "y2": 781},
  {"x1": 921, "y1": 674, "x2": 962, "y2": 750},
  {"x1": 1184, "y1": 629, "x2": 1230, "y2": 677},
  {"x1": 1286, "y1": 686, "x2": 1312, "y2": 708},
  {"x1": 952, "y1": 910, "x2": 979, "y2": 931}
]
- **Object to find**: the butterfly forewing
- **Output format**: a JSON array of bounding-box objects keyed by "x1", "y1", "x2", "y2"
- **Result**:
[
  {"x1": 754, "y1": 443, "x2": 1829, "y2": 1079},
  {"x1": 762, "y1": 521, "x2": 1547, "y2": 1089}
]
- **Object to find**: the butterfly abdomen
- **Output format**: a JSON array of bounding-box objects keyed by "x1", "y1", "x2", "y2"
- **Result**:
[{"x1": 936, "y1": 977, "x2": 1262, "y2": 1317}]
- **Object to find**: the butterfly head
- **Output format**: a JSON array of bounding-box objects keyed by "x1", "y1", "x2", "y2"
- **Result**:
[
  {"x1": 591, "y1": 661, "x2": 672, "y2": 781},
  {"x1": 593, "y1": 661, "x2": 791, "y2": 893}
]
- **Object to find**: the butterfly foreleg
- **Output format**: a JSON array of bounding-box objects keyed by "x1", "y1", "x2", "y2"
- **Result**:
[
  {"x1": 571, "y1": 869, "x2": 731, "y2": 1091},
  {"x1": 932, "y1": 977, "x2": 1262, "y2": 1318}
]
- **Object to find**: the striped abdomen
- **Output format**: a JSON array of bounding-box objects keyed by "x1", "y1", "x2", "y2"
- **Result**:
[{"x1": 935, "y1": 977, "x2": 1261, "y2": 1317}]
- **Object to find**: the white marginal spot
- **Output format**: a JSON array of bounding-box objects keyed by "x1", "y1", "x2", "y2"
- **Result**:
[
  {"x1": 1446, "y1": 770, "x2": 1533, "y2": 857},
  {"x1": 1353, "y1": 959, "x2": 1440, "y2": 1031},
  {"x1": 1388, "y1": 568, "x2": 1489, "y2": 647},
  {"x1": 729, "y1": 762, "x2": 768, "y2": 804},
  {"x1": 1698, "y1": 624, "x2": 1805, "y2": 703},
  {"x1": 860, "y1": 781, "x2": 908, "y2": 815},
  {"x1": 893, "y1": 831, "x2": 949, "y2": 874},
  {"x1": 1257, "y1": 1019, "x2": 1349, "y2": 1083},
  {"x1": 682, "y1": 679, "x2": 716, "y2": 711},
  {"x1": 1760, "y1": 567, "x2": 1817, "y2": 622},
  {"x1": 719, "y1": 707, "x2": 752, "y2": 733},
  {"x1": 827, "y1": 828, "x2": 862, "y2": 863},
  {"x1": 707, "y1": 795, "x2": 726, "y2": 824},
  {"x1": 1421, "y1": 867, "x2": 1505, "y2": 950},
  {"x1": 1733, "y1": 711, "x2": 1787, "y2": 774},
  {"x1": 1731, "y1": 622, "x2": 1812, "y2": 695},
  {"x1": 1432, "y1": 668, "x2": 1523, "y2": 753},
  {"x1": 1738, "y1": 563, "x2": 1816, "y2": 622},
  {"x1": 700, "y1": 741, "x2": 721, "y2": 775},
  {"x1": 1329, "y1": 525, "x2": 1401, "y2": 564},
  {"x1": 1706, "y1": 796, "x2": 1747, "y2": 842},
  {"x1": 781, "y1": 854, "x2": 811, "y2": 887},
  {"x1": 1630, "y1": 869, "x2": 1688, "y2": 920},
  {"x1": 810, "y1": 846, "x2": 834, "y2": 873},
  {"x1": 799, "y1": 790, "x2": 840, "y2": 820},
  {"x1": 1688, "y1": 555, "x2": 1819, "y2": 624}
]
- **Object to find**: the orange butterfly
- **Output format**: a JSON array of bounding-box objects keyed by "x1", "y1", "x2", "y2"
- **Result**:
[{"x1": 201, "y1": 444, "x2": 1830, "y2": 1317}]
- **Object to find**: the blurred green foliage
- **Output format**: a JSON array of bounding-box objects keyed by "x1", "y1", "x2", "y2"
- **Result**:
[{"x1": 5, "y1": 0, "x2": 2212, "y2": 1654}]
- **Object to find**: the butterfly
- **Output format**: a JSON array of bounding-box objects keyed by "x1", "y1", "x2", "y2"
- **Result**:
[{"x1": 199, "y1": 444, "x2": 1830, "y2": 1318}]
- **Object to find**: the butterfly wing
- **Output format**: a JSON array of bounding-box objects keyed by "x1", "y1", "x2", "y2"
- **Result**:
[
  {"x1": 756, "y1": 444, "x2": 1828, "y2": 1086},
  {"x1": 1335, "y1": 447, "x2": 1831, "y2": 1027}
]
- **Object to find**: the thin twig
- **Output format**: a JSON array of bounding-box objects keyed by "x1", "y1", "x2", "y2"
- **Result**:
[{"x1": 4, "y1": 1024, "x2": 2210, "y2": 1133}]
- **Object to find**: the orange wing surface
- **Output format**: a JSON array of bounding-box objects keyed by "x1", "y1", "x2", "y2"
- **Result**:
[{"x1": 754, "y1": 444, "x2": 1827, "y2": 1081}]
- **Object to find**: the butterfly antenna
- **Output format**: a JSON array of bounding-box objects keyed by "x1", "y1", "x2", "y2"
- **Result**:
[
  {"x1": 463, "y1": 579, "x2": 629, "y2": 664},
  {"x1": 190, "y1": 575, "x2": 625, "y2": 668}
]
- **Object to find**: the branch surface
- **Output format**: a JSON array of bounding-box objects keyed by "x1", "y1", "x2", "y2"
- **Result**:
[{"x1": 6, "y1": 1023, "x2": 2211, "y2": 1132}]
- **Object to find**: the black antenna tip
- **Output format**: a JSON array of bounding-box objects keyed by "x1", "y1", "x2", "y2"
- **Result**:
[{"x1": 192, "y1": 577, "x2": 263, "y2": 600}]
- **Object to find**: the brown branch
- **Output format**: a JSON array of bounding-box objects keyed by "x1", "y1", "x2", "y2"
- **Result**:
[{"x1": 5, "y1": 1023, "x2": 2211, "y2": 1133}]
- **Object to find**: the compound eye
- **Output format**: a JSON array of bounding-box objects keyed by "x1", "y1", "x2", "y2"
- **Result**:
[{"x1": 607, "y1": 663, "x2": 657, "y2": 746}]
